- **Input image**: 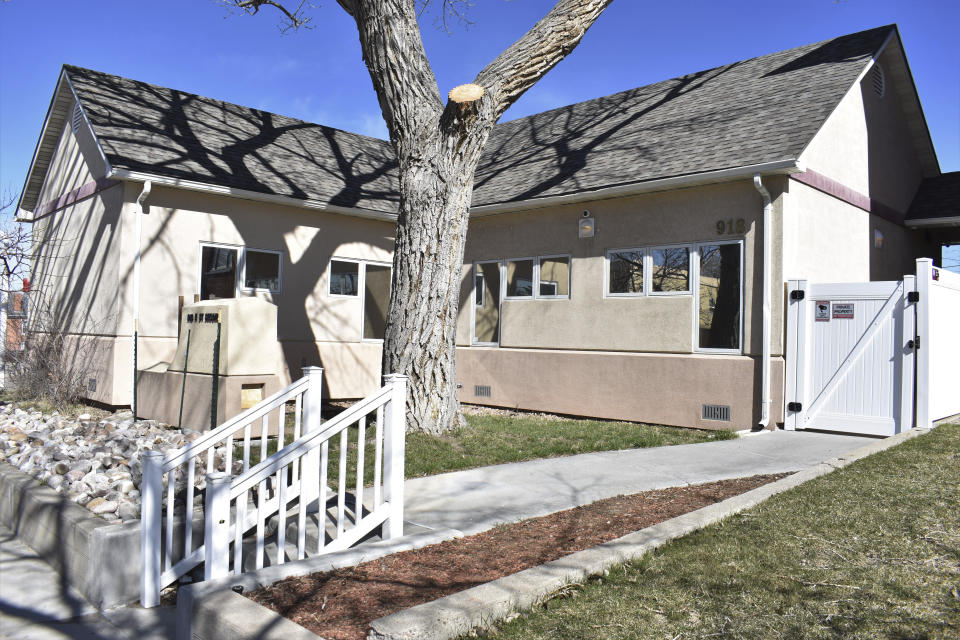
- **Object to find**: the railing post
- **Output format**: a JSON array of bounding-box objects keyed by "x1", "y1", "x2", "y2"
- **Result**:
[
  {"x1": 301, "y1": 367, "x2": 323, "y2": 512},
  {"x1": 204, "y1": 472, "x2": 231, "y2": 581},
  {"x1": 140, "y1": 450, "x2": 163, "y2": 608},
  {"x1": 382, "y1": 374, "x2": 407, "y2": 540}
]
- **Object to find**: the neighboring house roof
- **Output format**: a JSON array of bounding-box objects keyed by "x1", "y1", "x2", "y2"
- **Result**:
[
  {"x1": 906, "y1": 172, "x2": 960, "y2": 225},
  {"x1": 19, "y1": 24, "x2": 937, "y2": 217}
]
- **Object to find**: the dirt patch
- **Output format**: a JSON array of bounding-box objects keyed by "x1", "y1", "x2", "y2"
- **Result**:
[{"x1": 247, "y1": 473, "x2": 787, "y2": 640}]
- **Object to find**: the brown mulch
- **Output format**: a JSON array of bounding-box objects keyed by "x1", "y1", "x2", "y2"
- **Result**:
[{"x1": 247, "y1": 473, "x2": 787, "y2": 640}]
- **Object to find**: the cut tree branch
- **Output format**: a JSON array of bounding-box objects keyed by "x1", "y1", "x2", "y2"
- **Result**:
[{"x1": 475, "y1": 0, "x2": 614, "y2": 120}]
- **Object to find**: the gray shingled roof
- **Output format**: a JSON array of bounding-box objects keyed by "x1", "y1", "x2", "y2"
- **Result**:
[
  {"x1": 66, "y1": 65, "x2": 400, "y2": 213},
  {"x1": 907, "y1": 172, "x2": 960, "y2": 221},
  {"x1": 61, "y1": 25, "x2": 894, "y2": 213}
]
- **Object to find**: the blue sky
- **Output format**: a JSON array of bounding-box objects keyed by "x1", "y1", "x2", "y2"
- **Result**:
[{"x1": 1, "y1": 0, "x2": 957, "y2": 264}]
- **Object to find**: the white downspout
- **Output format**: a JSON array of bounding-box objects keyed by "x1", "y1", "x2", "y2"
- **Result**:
[
  {"x1": 753, "y1": 175, "x2": 772, "y2": 429},
  {"x1": 133, "y1": 181, "x2": 152, "y2": 416}
]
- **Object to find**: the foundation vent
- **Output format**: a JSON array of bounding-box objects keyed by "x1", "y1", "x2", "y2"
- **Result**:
[
  {"x1": 702, "y1": 404, "x2": 730, "y2": 421},
  {"x1": 87, "y1": 378, "x2": 97, "y2": 393},
  {"x1": 71, "y1": 103, "x2": 84, "y2": 134},
  {"x1": 474, "y1": 385, "x2": 491, "y2": 398}
]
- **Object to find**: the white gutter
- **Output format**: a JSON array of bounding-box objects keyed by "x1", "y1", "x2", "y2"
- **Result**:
[
  {"x1": 108, "y1": 168, "x2": 398, "y2": 223},
  {"x1": 470, "y1": 159, "x2": 803, "y2": 216},
  {"x1": 132, "y1": 181, "x2": 151, "y2": 415},
  {"x1": 752, "y1": 175, "x2": 772, "y2": 429}
]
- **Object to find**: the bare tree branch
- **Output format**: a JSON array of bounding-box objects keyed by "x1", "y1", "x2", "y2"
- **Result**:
[{"x1": 476, "y1": 0, "x2": 614, "y2": 120}]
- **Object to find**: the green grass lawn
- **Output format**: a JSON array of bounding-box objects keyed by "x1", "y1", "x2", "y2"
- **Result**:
[
  {"x1": 242, "y1": 408, "x2": 735, "y2": 487},
  {"x1": 489, "y1": 423, "x2": 960, "y2": 640}
]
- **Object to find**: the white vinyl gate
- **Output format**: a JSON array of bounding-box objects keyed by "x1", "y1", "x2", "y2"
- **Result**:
[{"x1": 784, "y1": 276, "x2": 917, "y2": 437}]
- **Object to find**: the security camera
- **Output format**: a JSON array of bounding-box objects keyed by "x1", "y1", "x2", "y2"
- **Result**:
[{"x1": 582, "y1": 210, "x2": 591, "y2": 218}]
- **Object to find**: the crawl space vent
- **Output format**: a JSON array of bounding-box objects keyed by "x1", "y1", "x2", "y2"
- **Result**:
[
  {"x1": 474, "y1": 385, "x2": 491, "y2": 398},
  {"x1": 871, "y1": 64, "x2": 885, "y2": 98},
  {"x1": 702, "y1": 404, "x2": 730, "y2": 421},
  {"x1": 71, "y1": 103, "x2": 84, "y2": 134}
]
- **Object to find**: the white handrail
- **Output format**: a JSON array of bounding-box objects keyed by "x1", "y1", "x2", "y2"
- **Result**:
[
  {"x1": 231, "y1": 385, "x2": 391, "y2": 498},
  {"x1": 162, "y1": 376, "x2": 309, "y2": 471},
  {"x1": 202, "y1": 374, "x2": 407, "y2": 583}
]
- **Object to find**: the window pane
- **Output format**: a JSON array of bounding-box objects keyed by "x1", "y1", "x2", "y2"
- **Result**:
[
  {"x1": 474, "y1": 263, "x2": 501, "y2": 343},
  {"x1": 244, "y1": 250, "x2": 281, "y2": 291},
  {"x1": 475, "y1": 274, "x2": 484, "y2": 307},
  {"x1": 363, "y1": 265, "x2": 391, "y2": 340},
  {"x1": 608, "y1": 250, "x2": 643, "y2": 294},
  {"x1": 506, "y1": 259, "x2": 534, "y2": 297},
  {"x1": 699, "y1": 244, "x2": 741, "y2": 349},
  {"x1": 329, "y1": 260, "x2": 359, "y2": 296},
  {"x1": 539, "y1": 256, "x2": 569, "y2": 297},
  {"x1": 200, "y1": 246, "x2": 237, "y2": 300},
  {"x1": 651, "y1": 247, "x2": 690, "y2": 292}
]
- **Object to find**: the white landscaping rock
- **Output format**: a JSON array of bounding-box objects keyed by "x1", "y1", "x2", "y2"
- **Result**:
[{"x1": 0, "y1": 403, "x2": 184, "y2": 520}]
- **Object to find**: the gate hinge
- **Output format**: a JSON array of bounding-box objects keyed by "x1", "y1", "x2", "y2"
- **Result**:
[
  {"x1": 914, "y1": 336, "x2": 920, "y2": 350},
  {"x1": 787, "y1": 401, "x2": 803, "y2": 412},
  {"x1": 907, "y1": 291, "x2": 920, "y2": 303},
  {"x1": 790, "y1": 290, "x2": 805, "y2": 301}
]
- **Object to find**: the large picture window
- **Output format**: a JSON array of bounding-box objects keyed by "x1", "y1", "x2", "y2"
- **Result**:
[
  {"x1": 697, "y1": 243, "x2": 742, "y2": 351},
  {"x1": 200, "y1": 243, "x2": 284, "y2": 300}
]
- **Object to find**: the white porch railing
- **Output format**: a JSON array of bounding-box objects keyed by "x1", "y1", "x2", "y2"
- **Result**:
[
  {"x1": 203, "y1": 374, "x2": 406, "y2": 583},
  {"x1": 140, "y1": 367, "x2": 323, "y2": 607}
]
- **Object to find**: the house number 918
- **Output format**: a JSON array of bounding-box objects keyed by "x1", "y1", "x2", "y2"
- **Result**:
[{"x1": 716, "y1": 218, "x2": 746, "y2": 235}]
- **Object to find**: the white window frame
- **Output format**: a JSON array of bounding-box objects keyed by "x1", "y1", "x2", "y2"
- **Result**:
[
  {"x1": 692, "y1": 239, "x2": 744, "y2": 355},
  {"x1": 648, "y1": 244, "x2": 692, "y2": 297},
  {"x1": 197, "y1": 242, "x2": 242, "y2": 299},
  {"x1": 360, "y1": 260, "x2": 393, "y2": 343},
  {"x1": 471, "y1": 260, "x2": 503, "y2": 347},
  {"x1": 604, "y1": 247, "x2": 647, "y2": 298},
  {"x1": 536, "y1": 254, "x2": 571, "y2": 300},
  {"x1": 240, "y1": 247, "x2": 283, "y2": 294},
  {"x1": 503, "y1": 256, "x2": 537, "y2": 300},
  {"x1": 328, "y1": 257, "x2": 362, "y2": 298}
]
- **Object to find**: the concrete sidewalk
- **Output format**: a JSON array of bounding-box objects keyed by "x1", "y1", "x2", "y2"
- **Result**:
[
  {"x1": 402, "y1": 429, "x2": 875, "y2": 535},
  {"x1": 0, "y1": 525, "x2": 175, "y2": 640},
  {"x1": 1, "y1": 429, "x2": 872, "y2": 639}
]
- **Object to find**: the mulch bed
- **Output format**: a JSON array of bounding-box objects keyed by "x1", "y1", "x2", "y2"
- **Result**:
[{"x1": 247, "y1": 473, "x2": 787, "y2": 639}]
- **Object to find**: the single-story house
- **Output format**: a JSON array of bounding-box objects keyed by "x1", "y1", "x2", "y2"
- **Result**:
[{"x1": 15, "y1": 24, "x2": 957, "y2": 430}]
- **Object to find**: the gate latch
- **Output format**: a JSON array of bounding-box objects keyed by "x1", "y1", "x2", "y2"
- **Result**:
[
  {"x1": 787, "y1": 401, "x2": 803, "y2": 412},
  {"x1": 790, "y1": 290, "x2": 805, "y2": 301},
  {"x1": 907, "y1": 291, "x2": 920, "y2": 303}
]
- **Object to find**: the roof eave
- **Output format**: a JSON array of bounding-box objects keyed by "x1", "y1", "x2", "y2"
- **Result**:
[
  {"x1": 469, "y1": 158, "x2": 804, "y2": 216},
  {"x1": 108, "y1": 168, "x2": 399, "y2": 223}
]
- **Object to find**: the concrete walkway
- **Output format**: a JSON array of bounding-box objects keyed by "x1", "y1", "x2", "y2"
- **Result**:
[
  {"x1": 402, "y1": 429, "x2": 875, "y2": 535},
  {"x1": 1, "y1": 429, "x2": 873, "y2": 639},
  {"x1": 0, "y1": 525, "x2": 175, "y2": 640}
]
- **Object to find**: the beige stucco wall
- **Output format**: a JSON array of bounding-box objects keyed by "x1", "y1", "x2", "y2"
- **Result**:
[
  {"x1": 457, "y1": 348, "x2": 784, "y2": 430},
  {"x1": 782, "y1": 180, "x2": 872, "y2": 283},
  {"x1": 798, "y1": 49, "x2": 925, "y2": 220},
  {"x1": 458, "y1": 179, "x2": 787, "y2": 357},
  {"x1": 113, "y1": 184, "x2": 394, "y2": 400}
]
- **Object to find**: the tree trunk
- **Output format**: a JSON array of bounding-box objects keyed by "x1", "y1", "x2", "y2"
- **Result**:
[{"x1": 382, "y1": 107, "x2": 492, "y2": 434}]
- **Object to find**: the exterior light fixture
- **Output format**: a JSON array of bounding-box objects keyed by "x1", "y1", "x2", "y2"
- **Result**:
[{"x1": 579, "y1": 211, "x2": 595, "y2": 239}]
